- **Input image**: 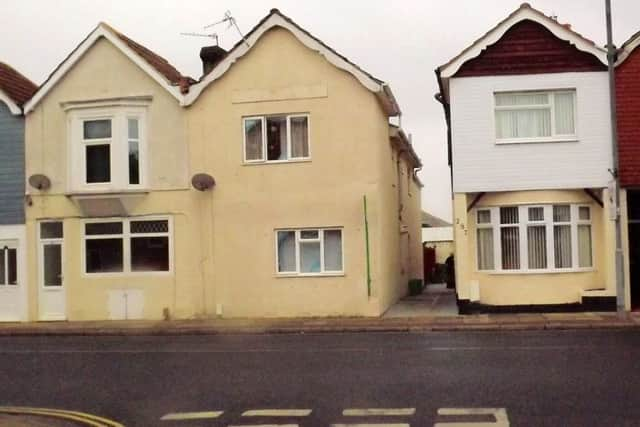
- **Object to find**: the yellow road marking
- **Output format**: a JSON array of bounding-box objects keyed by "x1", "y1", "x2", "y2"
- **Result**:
[
  {"x1": 0, "y1": 406, "x2": 123, "y2": 426},
  {"x1": 242, "y1": 409, "x2": 312, "y2": 417},
  {"x1": 160, "y1": 410, "x2": 223, "y2": 420},
  {"x1": 343, "y1": 408, "x2": 416, "y2": 416}
]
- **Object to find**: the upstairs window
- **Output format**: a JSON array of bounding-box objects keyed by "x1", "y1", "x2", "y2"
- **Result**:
[
  {"x1": 494, "y1": 90, "x2": 576, "y2": 143},
  {"x1": 243, "y1": 114, "x2": 310, "y2": 163},
  {"x1": 70, "y1": 108, "x2": 146, "y2": 191}
]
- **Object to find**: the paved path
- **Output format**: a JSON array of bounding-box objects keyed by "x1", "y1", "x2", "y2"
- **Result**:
[
  {"x1": 0, "y1": 311, "x2": 638, "y2": 336},
  {"x1": 1, "y1": 330, "x2": 640, "y2": 426}
]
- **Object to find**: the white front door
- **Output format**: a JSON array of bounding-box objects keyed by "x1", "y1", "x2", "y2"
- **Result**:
[
  {"x1": 0, "y1": 240, "x2": 22, "y2": 321},
  {"x1": 38, "y1": 222, "x2": 66, "y2": 321}
]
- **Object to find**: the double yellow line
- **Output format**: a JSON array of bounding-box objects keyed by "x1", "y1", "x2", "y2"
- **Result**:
[{"x1": 0, "y1": 406, "x2": 124, "y2": 426}]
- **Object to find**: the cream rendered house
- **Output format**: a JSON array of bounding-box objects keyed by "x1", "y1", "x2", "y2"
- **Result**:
[
  {"x1": 436, "y1": 4, "x2": 617, "y2": 313},
  {"x1": 22, "y1": 9, "x2": 422, "y2": 321}
]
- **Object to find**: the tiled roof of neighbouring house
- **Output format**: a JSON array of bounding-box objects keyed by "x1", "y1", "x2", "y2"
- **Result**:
[{"x1": 0, "y1": 62, "x2": 37, "y2": 106}]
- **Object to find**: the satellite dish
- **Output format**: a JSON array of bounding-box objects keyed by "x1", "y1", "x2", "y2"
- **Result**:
[
  {"x1": 28, "y1": 174, "x2": 51, "y2": 191},
  {"x1": 191, "y1": 173, "x2": 216, "y2": 191}
]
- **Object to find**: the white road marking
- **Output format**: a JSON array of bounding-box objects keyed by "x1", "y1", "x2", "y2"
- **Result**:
[
  {"x1": 242, "y1": 409, "x2": 312, "y2": 417},
  {"x1": 343, "y1": 408, "x2": 416, "y2": 416},
  {"x1": 229, "y1": 424, "x2": 299, "y2": 427},
  {"x1": 434, "y1": 407, "x2": 509, "y2": 426},
  {"x1": 332, "y1": 424, "x2": 410, "y2": 427},
  {"x1": 160, "y1": 411, "x2": 223, "y2": 420}
]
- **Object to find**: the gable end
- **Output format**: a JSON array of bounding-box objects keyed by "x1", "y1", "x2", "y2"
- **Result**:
[{"x1": 455, "y1": 20, "x2": 606, "y2": 77}]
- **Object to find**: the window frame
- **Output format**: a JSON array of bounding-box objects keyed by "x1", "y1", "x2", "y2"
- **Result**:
[
  {"x1": 475, "y1": 204, "x2": 593, "y2": 274},
  {"x1": 69, "y1": 107, "x2": 147, "y2": 192},
  {"x1": 274, "y1": 227, "x2": 344, "y2": 277},
  {"x1": 493, "y1": 89, "x2": 578, "y2": 145},
  {"x1": 81, "y1": 216, "x2": 173, "y2": 277},
  {"x1": 242, "y1": 113, "x2": 311, "y2": 164}
]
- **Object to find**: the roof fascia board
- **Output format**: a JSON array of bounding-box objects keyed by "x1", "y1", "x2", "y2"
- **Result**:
[
  {"x1": 184, "y1": 14, "x2": 384, "y2": 106},
  {"x1": 24, "y1": 25, "x2": 182, "y2": 113},
  {"x1": 0, "y1": 89, "x2": 22, "y2": 115},
  {"x1": 617, "y1": 35, "x2": 640, "y2": 66},
  {"x1": 440, "y1": 8, "x2": 607, "y2": 78}
]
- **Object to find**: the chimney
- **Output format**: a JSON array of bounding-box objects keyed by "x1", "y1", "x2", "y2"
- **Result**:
[{"x1": 200, "y1": 45, "x2": 227, "y2": 76}]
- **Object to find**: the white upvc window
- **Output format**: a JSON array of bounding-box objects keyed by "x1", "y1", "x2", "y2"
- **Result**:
[
  {"x1": 476, "y1": 204, "x2": 593, "y2": 273},
  {"x1": 82, "y1": 217, "x2": 172, "y2": 275},
  {"x1": 243, "y1": 114, "x2": 310, "y2": 163},
  {"x1": 494, "y1": 90, "x2": 577, "y2": 143},
  {"x1": 276, "y1": 228, "x2": 343, "y2": 276},
  {"x1": 69, "y1": 107, "x2": 146, "y2": 192}
]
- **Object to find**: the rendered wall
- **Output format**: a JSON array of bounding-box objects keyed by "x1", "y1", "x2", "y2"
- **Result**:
[
  {"x1": 187, "y1": 27, "x2": 406, "y2": 317},
  {"x1": 24, "y1": 37, "x2": 199, "y2": 321}
]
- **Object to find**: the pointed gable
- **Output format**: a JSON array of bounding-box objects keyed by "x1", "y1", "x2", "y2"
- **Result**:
[
  {"x1": 455, "y1": 19, "x2": 606, "y2": 77},
  {"x1": 438, "y1": 3, "x2": 607, "y2": 80}
]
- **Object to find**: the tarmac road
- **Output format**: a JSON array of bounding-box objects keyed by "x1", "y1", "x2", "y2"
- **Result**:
[{"x1": 1, "y1": 330, "x2": 639, "y2": 426}]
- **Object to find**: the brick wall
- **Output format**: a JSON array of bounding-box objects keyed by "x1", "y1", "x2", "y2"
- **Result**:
[{"x1": 617, "y1": 49, "x2": 640, "y2": 187}]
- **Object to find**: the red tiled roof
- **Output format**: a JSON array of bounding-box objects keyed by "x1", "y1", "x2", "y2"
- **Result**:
[
  {"x1": 100, "y1": 23, "x2": 195, "y2": 92},
  {"x1": 0, "y1": 62, "x2": 37, "y2": 107}
]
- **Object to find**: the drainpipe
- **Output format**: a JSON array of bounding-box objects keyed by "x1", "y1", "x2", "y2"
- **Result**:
[{"x1": 605, "y1": 0, "x2": 625, "y2": 314}]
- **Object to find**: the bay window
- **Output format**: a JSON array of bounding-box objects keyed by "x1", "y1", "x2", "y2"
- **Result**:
[
  {"x1": 276, "y1": 228, "x2": 343, "y2": 275},
  {"x1": 70, "y1": 107, "x2": 146, "y2": 191},
  {"x1": 476, "y1": 204, "x2": 593, "y2": 272},
  {"x1": 243, "y1": 114, "x2": 310, "y2": 163},
  {"x1": 494, "y1": 90, "x2": 576, "y2": 143},
  {"x1": 83, "y1": 217, "x2": 171, "y2": 275}
]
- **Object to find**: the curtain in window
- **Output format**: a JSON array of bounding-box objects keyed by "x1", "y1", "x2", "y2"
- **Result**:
[
  {"x1": 527, "y1": 226, "x2": 547, "y2": 269},
  {"x1": 245, "y1": 119, "x2": 263, "y2": 160},
  {"x1": 495, "y1": 93, "x2": 551, "y2": 139},
  {"x1": 500, "y1": 227, "x2": 520, "y2": 270},
  {"x1": 496, "y1": 109, "x2": 551, "y2": 139},
  {"x1": 578, "y1": 225, "x2": 592, "y2": 268},
  {"x1": 477, "y1": 228, "x2": 494, "y2": 270},
  {"x1": 277, "y1": 231, "x2": 296, "y2": 272},
  {"x1": 554, "y1": 92, "x2": 575, "y2": 135},
  {"x1": 300, "y1": 241, "x2": 321, "y2": 273},
  {"x1": 290, "y1": 116, "x2": 309, "y2": 158},
  {"x1": 554, "y1": 225, "x2": 572, "y2": 268},
  {"x1": 323, "y1": 230, "x2": 342, "y2": 271}
]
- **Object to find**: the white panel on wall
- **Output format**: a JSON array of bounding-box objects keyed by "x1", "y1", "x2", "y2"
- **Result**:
[
  {"x1": 450, "y1": 72, "x2": 612, "y2": 193},
  {"x1": 108, "y1": 289, "x2": 144, "y2": 320}
]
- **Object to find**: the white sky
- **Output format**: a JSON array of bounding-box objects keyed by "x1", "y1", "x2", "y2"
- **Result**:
[{"x1": 3, "y1": 0, "x2": 639, "y2": 221}]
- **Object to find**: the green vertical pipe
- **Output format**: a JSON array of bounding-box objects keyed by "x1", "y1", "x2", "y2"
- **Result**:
[{"x1": 364, "y1": 195, "x2": 372, "y2": 297}]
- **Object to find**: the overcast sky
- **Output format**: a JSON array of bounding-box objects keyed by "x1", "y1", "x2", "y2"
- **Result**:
[{"x1": 3, "y1": 1, "x2": 639, "y2": 221}]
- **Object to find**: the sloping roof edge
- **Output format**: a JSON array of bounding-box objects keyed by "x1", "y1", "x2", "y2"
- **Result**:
[
  {"x1": 184, "y1": 9, "x2": 399, "y2": 115},
  {"x1": 389, "y1": 124, "x2": 422, "y2": 169},
  {"x1": 438, "y1": 3, "x2": 607, "y2": 79},
  {"x1": 617, "y1": 30, "x2": 640, "y2": 66},
  {"x1": 24, "y1": 23, "x2": 188, "y2": 113},
  {"x1": 0, "y1": 88, "x2": 21, "y2": 115}
]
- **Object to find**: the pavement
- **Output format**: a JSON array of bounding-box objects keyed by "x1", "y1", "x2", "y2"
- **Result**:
[
  {"x1": 0, "y1": 311, "x2": 639, "y2": 336},
  {"x1": 2, "y1": 330, "x2": 640, "y2": 426}
]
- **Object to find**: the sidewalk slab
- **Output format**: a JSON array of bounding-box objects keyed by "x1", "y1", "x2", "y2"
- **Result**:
[{"x1": 0, "y1": 312, "x2": 638, "y2": 336}]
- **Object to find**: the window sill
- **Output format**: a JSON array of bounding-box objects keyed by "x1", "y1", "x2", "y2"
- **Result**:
[
  {"x1": 276, "y1": 272, "x2": 345, "y2": 278},
  {"x1": 478, "y1": 268, "x2": 595, "y2": 275},
  {"x1": 66, "y1": 188, "x2": 149, "y2": 197},
  {"x1": 243, "y1": 158, "x2": 312, "y2": 166},
  {"x1": 495, "y1": 137, "x2": 578, "y2": 145},
  {"x1": 82, "y1": 271, "x2": 173, "y2": 278}
]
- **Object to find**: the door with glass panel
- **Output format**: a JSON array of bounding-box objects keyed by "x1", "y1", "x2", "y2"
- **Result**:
[
  {"x1": 0, "y1": 240, "x2": 21, "y2": 321},
  {"x1": 38, "y1": 222, "x2": 65, "y2": 320}
]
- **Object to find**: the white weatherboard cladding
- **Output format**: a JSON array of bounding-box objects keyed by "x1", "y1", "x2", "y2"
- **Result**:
[{"x1": 450, "y1": 72, "x2": 612, "y2": 193}]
